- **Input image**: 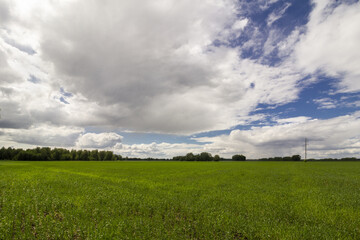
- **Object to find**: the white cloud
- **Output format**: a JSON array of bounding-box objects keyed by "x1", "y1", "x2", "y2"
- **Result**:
[
  {"x1": 295, "y1": 0, "x2": 360, "y2": 92},
  {"x1": 107, "y1": 112, "x2": 360, "y2": 159},
  {"x1": 0, "y1": 124, "x2": 83, "y2": 147},
  {"x1": 0, "y1": 0, "x2": 310, "y2": 137},
  {"x1": 232, "y1": 18, "x2": 249, "y2": 30},
  {"x1": 275, "y1": 116, "x2": 312, "y2": 124},
  {"x1": 313, "y1": 97, "x2": 360, "y2": 109},
  {"x1": 76, "y1": 132, "x2": 123, "y2": 149},
  {"x1": 112, "y1": 142, "x2": 204, "y2": 159},
  {"x1": 313, "y1": 98, "x2": 337, "y2": 109},
  {"x1": 267, "y1": 2, "x2": 291, "y2": 26},
  {"x1": 5, "y1": 0, "x2": 301, "y2": 134},
  {"x1": 195, "y1": 112, "x2": 360, "y2": 159},
  {"x1": 0, "y1": 0, "x2": 359, "y2": 159}
]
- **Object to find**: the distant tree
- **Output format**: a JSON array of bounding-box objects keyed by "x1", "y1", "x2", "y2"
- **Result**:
[
  {"x1": 174, "y1": 155, "x2": 187, "y2": 161},
  {"x1": 59, "y1": 149, "x2": 70, "y2": 160},
  {"x1": 186, "y1": 153, "x2": 195, "y2": 161},
  {"x1": 15, "y1": 150, "x2": 41, "y2": 161},
  {"x1": 76, "y1": 150, "x2": 83, "y2": 160},
  {"x1": 341, "y1": 157, "x2": 357, "y2": 161},
  {"x1": 104, "y1": 151, "x2": 113, "y2": 161},
  {"x1": 90, "y1": 150, "x2": 99, "y2": 161},
  {"x1": 214, "y1": 155, "x2": 220, "y2": 161},
  {"x1": 52, "y1": 148, "x2": 61, "y2": 161},
  {"x1": 0, "y1": 147, "x2": 6, "y2": 160},
  {"x1": 14, "y1": 151, "x2": 29, "y2": 161},
  {"x1": 61, "y1": 154, "x2": 72, "y2": 161},
  {"x1": 98, "y1": 151, "x2": 106, "y2": 161},
  {"x1": 80, "y1": 150, "x2": 89, "y2": 161},
  {"x1": 70, "y1": 150, "x2": 77, "y2": 160},
  {"x1": 40, "y1": 147, "x2": 51, "y2": 161},
  {"x1": 199, "y1": 152, "x2": 213, "y2": 161},
  {"x1": 292, "y1": 155, "x2": 301, "y2": 161},
  {"x1": 232, "y1": 154, "x2": 246, "y2": 161},
  {"x1": 6, "y1": 147, "x2": 18, "y2": 159},
  {"x1": 0, "y1": 146, "x2": 121, "y2": 161},
  {"x1": 35, "y1": 147, "x2": 41, "y2": 154}
]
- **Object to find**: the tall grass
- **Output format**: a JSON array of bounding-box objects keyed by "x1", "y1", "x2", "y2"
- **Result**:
[{"x1": 0, "y1": 161, "x2": 359, "y2": 239}]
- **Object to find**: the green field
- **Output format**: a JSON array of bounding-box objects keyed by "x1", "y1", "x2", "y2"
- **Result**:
[{"x1": 1, "y1": 161, "x2": 359, "y2": 239}]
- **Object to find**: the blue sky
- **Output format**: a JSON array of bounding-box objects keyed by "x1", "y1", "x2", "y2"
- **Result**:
[{"x1": 0, "y1": 0, "x2": 360, "y2": 158}]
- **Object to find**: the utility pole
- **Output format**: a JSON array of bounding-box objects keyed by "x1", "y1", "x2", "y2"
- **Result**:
[{"x1": 304, "y1": 138, "x2": 308, "y2": 162}]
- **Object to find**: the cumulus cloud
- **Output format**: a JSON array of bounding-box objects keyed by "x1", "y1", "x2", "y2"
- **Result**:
[
  {"x1": 76, "y1": 132, "x2": 123, "y2": 149},
  {"x1": 112, "y1": 142, "x2": 204, "y2": 159},
  {"x1": 37, "y1": 0, "x2": 238, "y2": 133},
  {"x1": 41, "y1": 0, "x2": 238, "y2": 103},
  {"x1": 107, "y1": 112, "x2": 360, "y2": 159},
  {"x1": 295, "y1": 0, "x2": 360, "y2": 92},
  {"x1": 195, "y1": 112, "x2": 360, "y2": 159},
  {"x1": 0, "y1": 0, "x2": 307, "y2": 135},
  {"x1": 0, "y1": 124, "x2": 83, "y2": 147},
  {"x1": 36, "y1": 0, "x2": 306, "y2": 134}
]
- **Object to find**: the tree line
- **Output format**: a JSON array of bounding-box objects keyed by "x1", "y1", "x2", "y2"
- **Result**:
[
  {"x1": 258, "y1": 155, "x2": 301, "y2": 161},
  {"x1": 1, "y1": 146, "x2": 358, "y2": 161},
  {"x1": 0, "y1": 147, "x2": 122, "y2": 161},
  {"x1": 258, "y1": 155, "x2": 360, "y2": 161},
  {"x1": 172, "y1": 152, "x2": 246, "y2": 161}
]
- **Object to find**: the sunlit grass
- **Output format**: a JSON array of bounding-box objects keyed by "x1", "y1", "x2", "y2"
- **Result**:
[{"x1": 1, "y1": 161, "x2": 359, "y2": 239}]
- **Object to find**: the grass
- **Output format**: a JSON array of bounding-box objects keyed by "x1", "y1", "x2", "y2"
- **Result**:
[{"x1": 0, "y1": 161, "x2": 359, "y2": 239}]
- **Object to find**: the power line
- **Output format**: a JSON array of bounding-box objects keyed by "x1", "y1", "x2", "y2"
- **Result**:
[{"x1": 305, "y1": 138, "x2": 308, "y2": 160}]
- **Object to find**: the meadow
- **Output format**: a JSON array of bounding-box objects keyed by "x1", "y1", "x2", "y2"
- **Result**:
[{"x1": 0, "y1": 161, "x2": 359, "y2": 239}]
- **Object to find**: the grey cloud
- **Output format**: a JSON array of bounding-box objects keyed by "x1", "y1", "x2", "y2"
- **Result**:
[
  {"x1": 0, "y1": 0, "x2": 10, "y2": 23},
  {"x1": 28, "y1": 107, "x2": 85, "y2": 127},
  {"x1": 0, "y1": 100, "x2": 33, "y2": 129},
  {"x1": 0, "y1": 119, "x2": 31, "y2": 129},
  {"x1": 42, "y1": 26, "x2": 213, "y2": 106},
  {"x1": 39, "y1": 0, "x2": 306, "y2": 134},
  {"x1": 0, "y1": 50, "x2": 20, "y2": 84},
  {"x1": 29, "y1": 107, "x2": 65, "y2": 125},
  {"x1": 2, "y1": 125, "x2": 83, "y2": 147},
  {"x1": 0, "y1": 86, "x2": 13, "y2": 96},
  {"x1": 0, "y1": 0, "x2": 307, "y2": 137},
  {"x1": 40, "y1": 0, "x2": 249, "y2": 133}
]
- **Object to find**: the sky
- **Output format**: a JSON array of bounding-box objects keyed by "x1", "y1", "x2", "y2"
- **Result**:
[{"x1": 0, "y1": 0, "x2": 360, "y2": 159}]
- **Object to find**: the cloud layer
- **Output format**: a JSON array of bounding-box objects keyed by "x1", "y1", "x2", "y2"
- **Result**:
[
  {"x1": 0, "y1": 0, "x2": 360, "y2": 158},
  {"x1": 111, "y1": 112, "x2": 360, "y2": 159}
]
